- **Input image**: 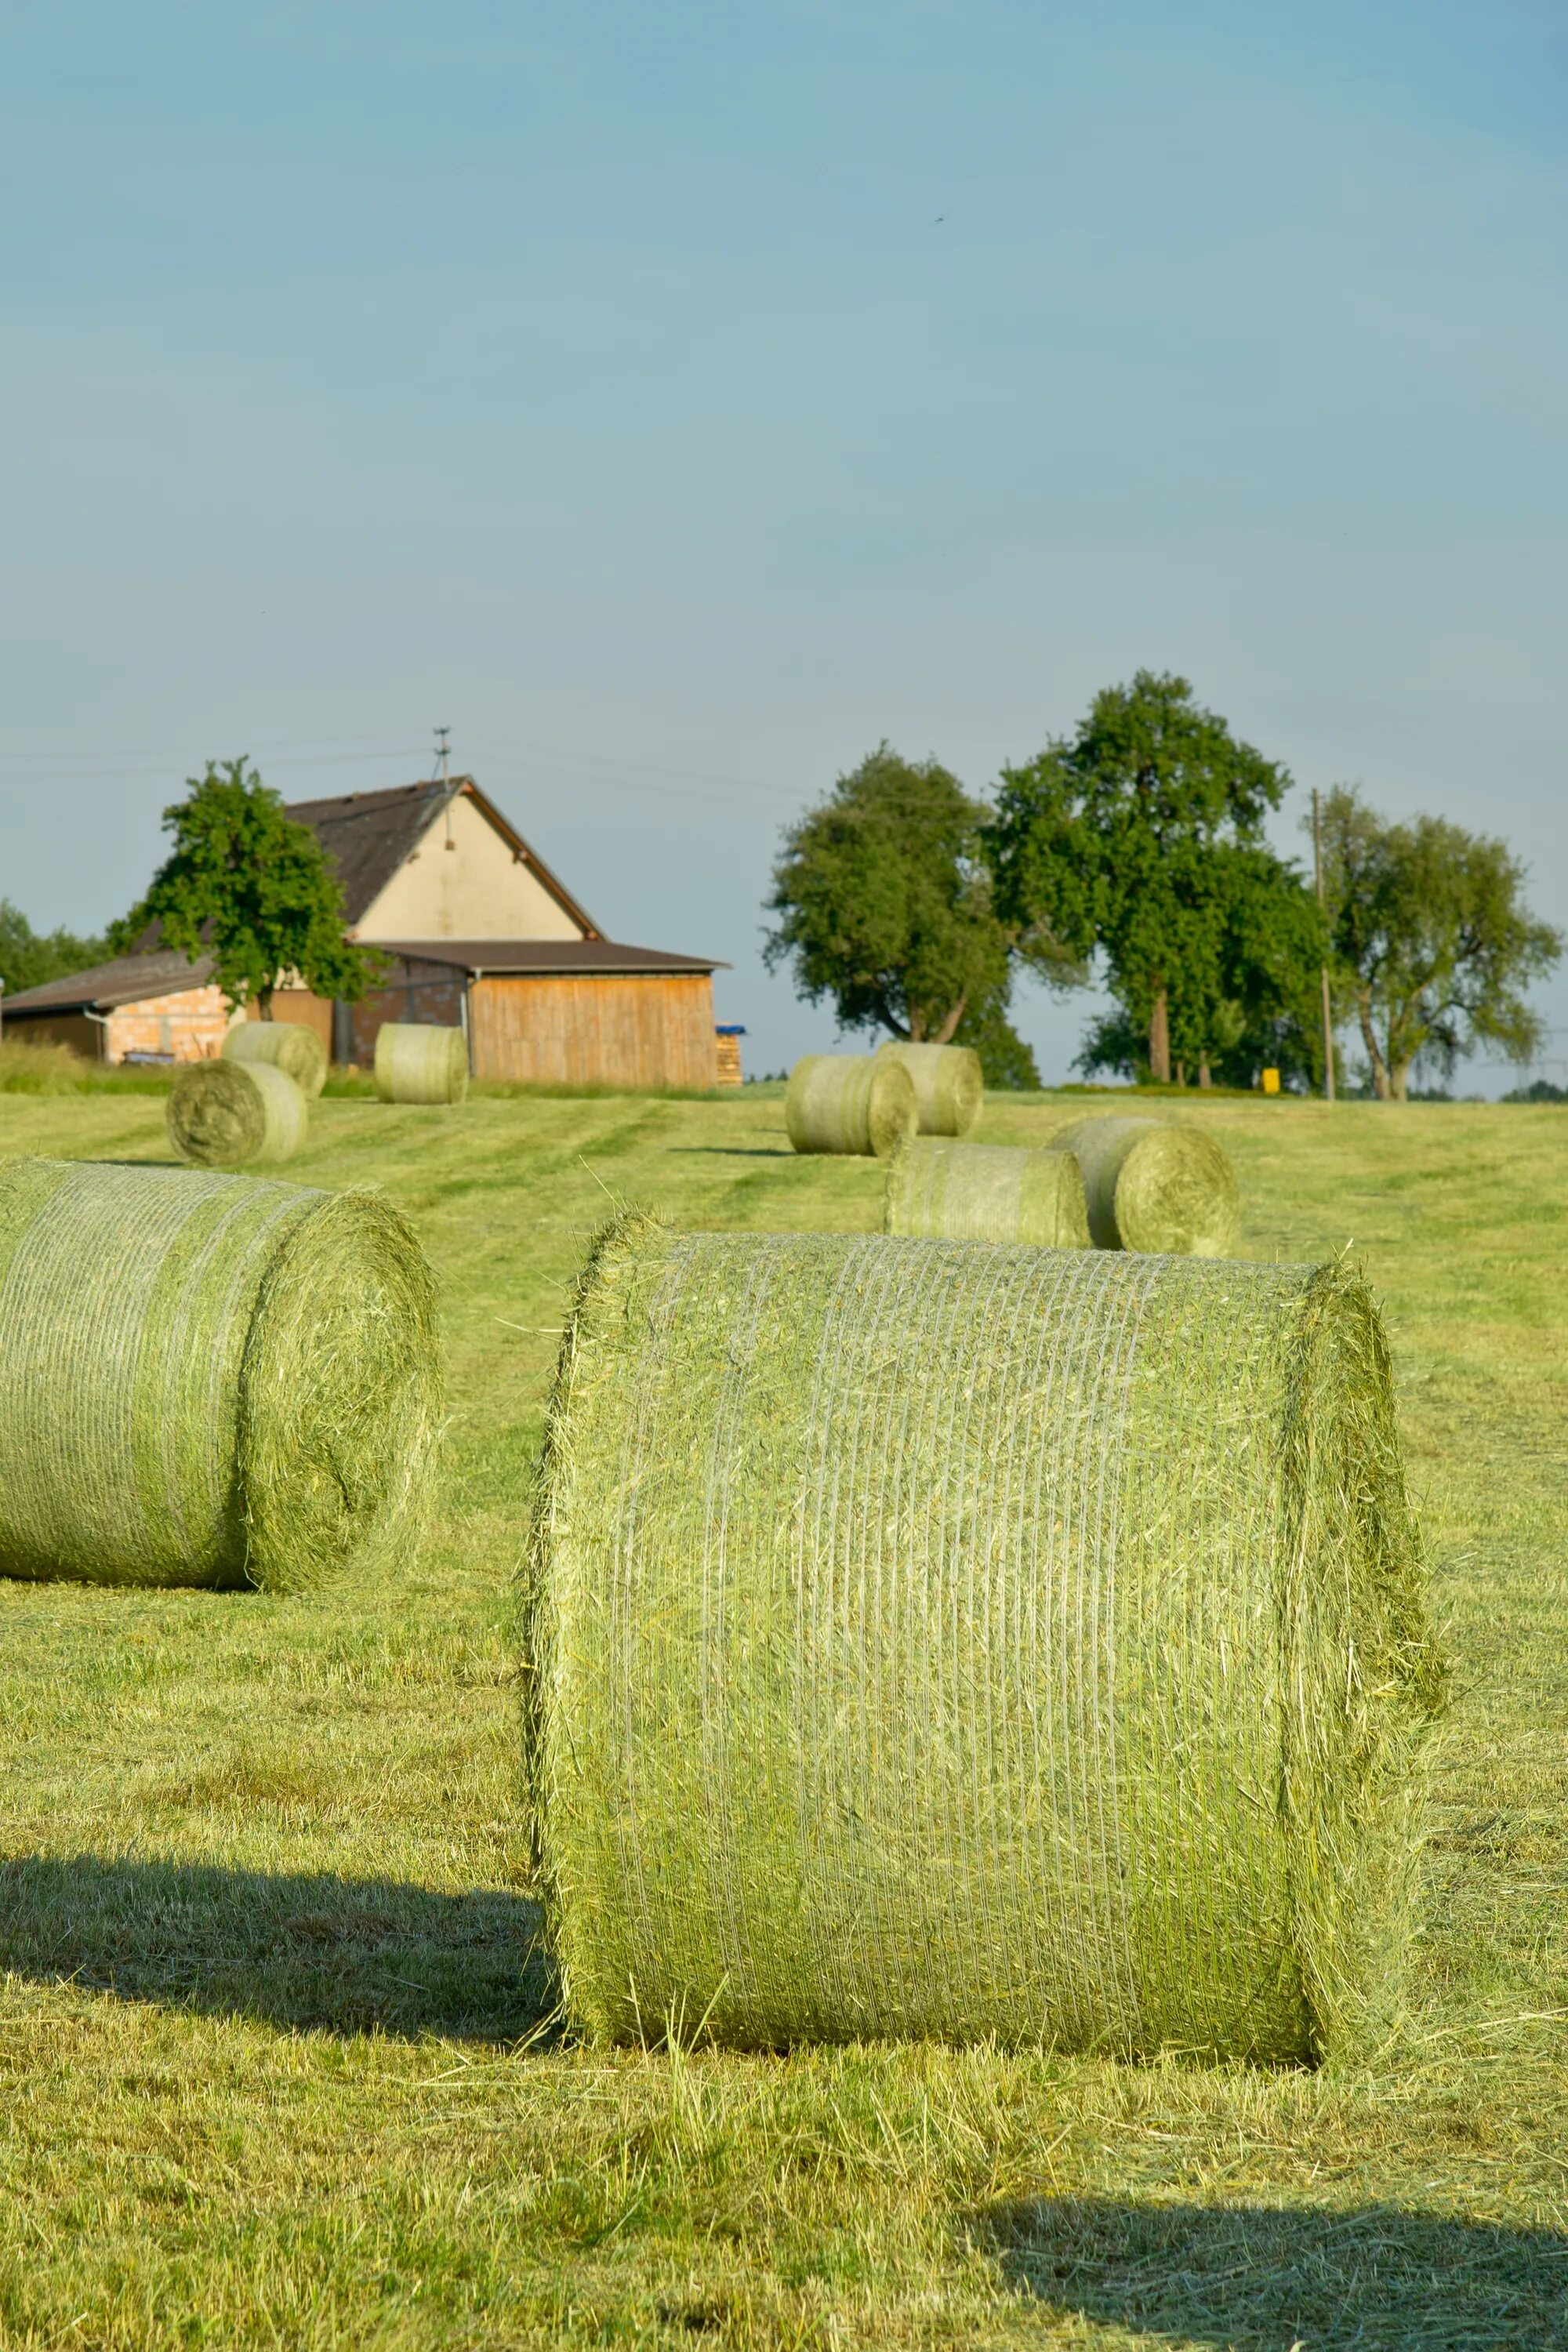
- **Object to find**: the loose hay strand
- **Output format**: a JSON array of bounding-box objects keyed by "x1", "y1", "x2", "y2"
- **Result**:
[
  {"x1": 884, "y1": 1138, "x2": 1090, "y2": 1247},
  {"x1": 221, "y1": 1020, "x2": 328, "y2": 1098},
  {"x1": 526, "y1": 1218, "x2": 1442, "y2": 2061},
  {"x1": 374, "y1": 1024, "x2": 470, "y2": 1105},
  {"x1": 1049, "y1": 1116, "x2": 1240, "y2": 1255},
  {"x1": 784, "y1": 1054, "x2": 917, "y2": 1157},
  {"x1": 873, "y1": 1043, "x2": 984, "y2": 1137},
  {"x1": 0, "y1": 1160, "x2": 441, "y2": 1592},
  {"x1": 169, "y1": 1059, "x2": 308, "y2": 1166}
]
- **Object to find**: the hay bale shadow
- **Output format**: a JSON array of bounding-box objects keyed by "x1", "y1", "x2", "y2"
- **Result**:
[
  {"x1": 973, "y1": 2196, "x2": 1568, "y2": 2350},
  {"x1": 0, "y1": 1855, "x2": 554, "y2": 2045}
]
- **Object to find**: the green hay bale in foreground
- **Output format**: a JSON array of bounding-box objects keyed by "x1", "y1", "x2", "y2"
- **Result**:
[
  {"x1": 527, "y1": 1216, "x2": 1443, "y2": 2060},
  {"x1": 168, "y1": 1059, "x2": 307, "y2": 1167},
  {"x1": 874, "y1": 1041, "x2": 984, "y2": 1136},
  {"x1": 1051, "y1": 1114, "x2": 1240, "y2": 1255},
  {"x1": 785, "y1": 1053, "x2": 916, "y2": 1157},
  {"x1": 222, "y1": 1019, "x2": 328, "y2": 1098},
  {"x1": 884, "y1": 1137, "x2": 1089, "y2": 1247},
  {"x1": 0, "y1": 1159, "x2": 441, "y2": 1592},
  {"x1": 374, "y1": 1022, "x2": 470, "y2": 1105}
]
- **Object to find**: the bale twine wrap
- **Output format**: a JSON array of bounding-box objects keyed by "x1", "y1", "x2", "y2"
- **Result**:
[
  {"x1": 527, "y1": 1215, "x2": 1443, "y2": 2060},
  {"x1": 222, "y1": 1019, "x2": 328, "y2": 1098},
  {"x1": 874, "y1": 1042, "x2": 984, "y2": 1137},
  {"x1": 885, "y1": 1138, "x2": 1090, "y2": 1247},
  {"x1": 374, "y1": 1022, "x2": 470, "y2": 1105},
  {"x1": 0, "y1": 1160, "x2": 441, "y2": 1592},
  {"x1": 1050, "y1": 1115, "x2": 1240, "y2": 1256},
  {"x1": 784, "y1": 1054, "x2": 916, "y2": 1157},
  {"x1": 168, "y1": 1059, "x2": 307, "y2": 1167}
]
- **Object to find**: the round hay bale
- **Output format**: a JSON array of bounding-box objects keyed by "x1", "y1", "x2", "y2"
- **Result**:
[
  {"x1": 374, "y1": 1023, "x2": 469, "y2": 1105},
  {"x1": 784, "y1": 1054, "x2": 916, "y2": 1157},
  {"x1": 874, "y1": 1042, "x2": 983, "y2": 1137},
  {"x1": 1051, "y1": 1116, "x2": 1240, "y2": 1255},
  {"x1": 527, "y1": 1217, "x2": 1443, "y2": 2060},
  {"x1": 884, "y1": 1138, "x2": 1089, "y2": 1247},
  {"x1": 168, "y1": 1059, "x2": 307, "y2": 1167},
  {"x1": 222, "y1": 1019, "x2": 328, "y2": 1098},
  {"x1": 0, "y1": 1160, "x2": 441, "y2": 1592}
]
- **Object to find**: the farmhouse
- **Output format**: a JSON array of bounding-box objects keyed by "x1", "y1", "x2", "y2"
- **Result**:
[{"x1": 2, "y1": 776, "x2": 736, "y2": 1088}]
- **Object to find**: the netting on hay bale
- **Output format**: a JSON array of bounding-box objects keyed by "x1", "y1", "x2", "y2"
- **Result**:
[
  {"x1": 169, "y1": 1059, "x2": 307, "y2": 1167},
  {"x1": 374, "y1": 1023, "x2": 470, "y2": 1105},
  {"x1": 784, "y1": 1054, "x2": 916, "y2": 1157},
  {"x1": 223, "y1": 1020, "x2": 328, "y2": 1098},
  {"x1": 0, "y1": 1160, "x2": 441, "y2": 1592},
  {"x1": 526, "y1": 1216, "x2": 1444, "y2": 2060},
  {"x1": 1049, "y1": 1115, "x2": 1240, "y2": 1256},
  {"x1": 874, "y1": 1042, "x2": 984, "y2": 1137},
  {"x1": 885, "y1": 1138, "x2": 1089, "y2": 1247}
]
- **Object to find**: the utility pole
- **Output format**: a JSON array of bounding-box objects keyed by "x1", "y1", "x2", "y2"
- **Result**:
[
  {"x1": 1312, "y1": 787, "x2": 1335, "y2": 1103},
  {"x1": 432, "y1": 725, "x2": 451, "y2": 782}
]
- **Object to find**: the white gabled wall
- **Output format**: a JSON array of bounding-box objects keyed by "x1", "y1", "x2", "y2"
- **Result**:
[{"x1": 354, "y1": 792, "x2": 586, "y2": 942}]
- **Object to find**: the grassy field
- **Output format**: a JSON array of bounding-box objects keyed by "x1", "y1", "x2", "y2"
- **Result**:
[{"x1": 0, "y1": 1081, "x2": 1563, "y2": 2348}]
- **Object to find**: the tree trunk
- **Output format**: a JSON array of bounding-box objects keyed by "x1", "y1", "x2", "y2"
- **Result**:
[
  {"x1": 1357, "y1": 989, "x2": 1391, "y2": 1100},
  {"x1": 1174, "y1": 1060, "x2": 1186, "y2": 1089},
  {"x1": 258, "y1": 989, "x2": 274, "y2": 1022},
  {"x1": 1390, "y1": 1061, "x2": 1413, "y2": 1102},
  {"x1": 1148, "y1": 984, "x2": 1171, "y2": 1084},
  {"x1": 1197, "y1": 1055, "x2": 1211, "y2": 1088},
  {"x1": 933, "y1": 996, "x2": 967, "y2": 1045}
]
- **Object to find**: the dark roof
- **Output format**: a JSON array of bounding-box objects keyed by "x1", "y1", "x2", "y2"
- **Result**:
[
  {"x1": 372, "y1": 939, "x2": 728, "y2": 976},
  {"x1": 283, "y1": 778, "x2": 601, "y2": 938},
  {"x1": 2, "y1": 949, "x2": 214, "y2": 1016}
]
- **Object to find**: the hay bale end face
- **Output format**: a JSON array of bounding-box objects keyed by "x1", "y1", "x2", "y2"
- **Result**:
[
  {"x1": 528, "y1": 1217, "x2": 1442, "y2": 2060},
  {"x1": 885, "y1": 1138, "x2": 1089, "y2": 1247},
  {"x1": 785, "y1": 1054, "x2": 916, "y2": 1156},
  {"x1": 0, "y1": 1160, "x2": 441, "y2": 1592},
  {"x1": 874, "y1": 1041, "x2": 984, "y2": 1137},
  {"x1": 223, "y1": 1019, "x2": 328, "y2": 1098},
  {"x1": 1051, "y1": 1115, "x2": 1240, "y2": 1255},
  {"x1": 169, "y1": 1059, "x2": 307, "y2": 1167},
  {"x1": 374, "y1": 1023, "x2": 470, "y2": 1105}
]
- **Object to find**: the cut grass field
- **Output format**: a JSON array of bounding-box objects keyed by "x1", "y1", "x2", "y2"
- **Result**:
[{"x1": 0, "y1": 1082, "x2": 1563, "y2": 2348}]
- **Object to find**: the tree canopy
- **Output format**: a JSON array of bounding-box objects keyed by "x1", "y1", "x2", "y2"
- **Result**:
[
  {"x1": 111, "y1": 760, "x2": 383, "y2": 1017},
  {"x1": 989, "y1": 671, "x2": 1319, "y2": 1083},
  {"x1": 1317, "y1": 786, "x2": 1561, "y2": 1101},
  {"x1": 0, "y1": 903, "x2": 107, "y2": 1001},
  {"x1": 764, "y1": 746, "x2": 1030, "y2": 1070}
]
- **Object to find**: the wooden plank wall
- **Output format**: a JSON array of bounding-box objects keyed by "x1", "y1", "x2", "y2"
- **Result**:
[
  {"x1": 245, "y1": 989, "x2": 334, "y2": 1047},
  {"x1": 470, "y1": 974, "x2": 719, "y2": 1089}
]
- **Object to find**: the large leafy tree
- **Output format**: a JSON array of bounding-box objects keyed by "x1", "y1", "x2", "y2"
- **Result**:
[
  {"x1": 765, "y1": 745, "x2": 1030, "y2": 1062},
  {"x1": 112, "y1": 759, "x2": 383, "y2": 1017},
  {"x1": 0, "y1": 903, "x2": 107, "y2": 1000},
  {"x1": 1318, "y1": 786, "x2": 1560, "y2": 1101},
  {"x1": 990, "y1": 671, "x2": 1308, "y2": 1083}
]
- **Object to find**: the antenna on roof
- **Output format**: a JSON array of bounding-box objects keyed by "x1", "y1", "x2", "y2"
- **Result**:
[{"x1": 432, "y1": 725, "x2": 452, "y2": 782}]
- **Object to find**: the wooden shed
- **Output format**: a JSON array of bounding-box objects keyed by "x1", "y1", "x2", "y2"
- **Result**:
[{"x1": 5, "y1": 774, "x2": 735, "y2": 1091}]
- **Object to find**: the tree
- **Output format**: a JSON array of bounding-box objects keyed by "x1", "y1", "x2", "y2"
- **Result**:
[
  {"x1": 112, "y1": 760, "x2": 384, "y2": 1018},
  {"x1": 764, "y1": 744, "x2": 1025, "y2": 1048},
  {"x1": 990, "y1": 672, "x2": 1300, "y2": 1083},
  {"x1": 950, "y1": 985, "x2": 1042, "y2": 1090},
  {"x1": 0, "y1": 903, "x2": 107, "y2": 1000},
  {"x1": 1317, "y1": 786, "x2": 1561, "y2": 1102}
]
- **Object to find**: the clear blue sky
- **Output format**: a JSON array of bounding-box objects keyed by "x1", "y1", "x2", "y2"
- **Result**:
[{"x1": 2, "y1": 1, "x2": 1564, "y2": 1087}]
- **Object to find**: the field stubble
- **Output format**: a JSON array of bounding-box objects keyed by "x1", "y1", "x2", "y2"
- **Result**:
[{"x1": 0, "y1": 1086, "x2": 1561, "y2": 2347}]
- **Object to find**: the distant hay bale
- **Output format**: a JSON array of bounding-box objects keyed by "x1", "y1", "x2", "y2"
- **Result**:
[
  {"x1": 874, "y1": 1042, "x2": 983, "y2": 1136},
  {"x1": 168, "y1": 1059, "x2": 307, "y2": 1167},
  {"x1": 785, "y1": 1054, "x2": 916, "y2": 1157},
  {"x1": 1050, "y1": 1116, "x2": 1240, "y2": 1256},
  {"x1": 884, "y1": 1138, "x2": 1089, "y2": 1247},
  {"x1": 527, "y1": 1216, "x2": 1443, "y2": 2060},
  {"x1": 0, "y1": 1160, "x2": 441, "y2": 1592},
  {"x1": 374, "y1": 1023, "x2": 469, "y2": 1105},
  {"x1": 223, "y1": 1019, "x2": 328, "y2": 1098}
]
